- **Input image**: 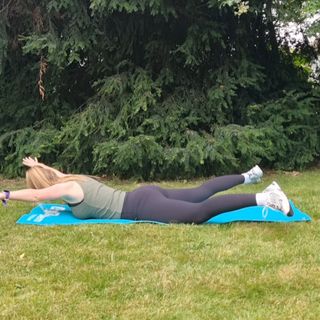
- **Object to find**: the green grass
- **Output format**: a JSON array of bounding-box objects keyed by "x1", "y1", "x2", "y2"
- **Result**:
[{"x1": 0, "y1": 169, "x2": 320, "y2": 319}]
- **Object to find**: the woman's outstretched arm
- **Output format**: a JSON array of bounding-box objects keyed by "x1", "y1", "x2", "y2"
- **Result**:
[
  {"x1": 23, "y1": 157, "x2": 66, "y2": 178},
  {"x1": 0, "y1": 182, "x2": 80, "y2": 203}
]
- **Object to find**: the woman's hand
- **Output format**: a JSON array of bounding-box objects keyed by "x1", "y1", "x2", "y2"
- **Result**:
[
  {"x1": 22, "y1": 158, "x2": 65, "y2": 177},
  {"x1": 22, "y1": 157, "x2": 40, "y2": 168}
]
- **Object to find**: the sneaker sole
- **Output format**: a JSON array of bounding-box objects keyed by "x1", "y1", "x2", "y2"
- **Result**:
[
  {"x1": 254, "y1": 165, "x2": 263, "y2": 178},
  {"x1": 287, "y1": 202, "x2": 294, "y2": 217},
  {"x1": 280, "y1": 191, "x2": 291, "y2": 216}
]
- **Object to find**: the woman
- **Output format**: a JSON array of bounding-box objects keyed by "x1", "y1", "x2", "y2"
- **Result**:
[{"x1": 0, "y1": 157, "x2": 293, "y2": 223}]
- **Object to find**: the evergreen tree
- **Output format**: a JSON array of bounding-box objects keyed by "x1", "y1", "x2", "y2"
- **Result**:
[{"x1": 0, "y1": 0, "x2": 319, "y2": 179}]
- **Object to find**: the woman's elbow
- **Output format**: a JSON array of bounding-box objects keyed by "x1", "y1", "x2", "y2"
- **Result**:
[
  {"x1": 33, "y1": 195, "x2": 42, "y2": 202},
  {"x1": 33, "y1": 191, "x2": 51, "y2": 202}
]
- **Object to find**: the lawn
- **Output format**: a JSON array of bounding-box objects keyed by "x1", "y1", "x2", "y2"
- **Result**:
[{"x1": 0, "y1": 169, "x2": 320, "y2": 320}]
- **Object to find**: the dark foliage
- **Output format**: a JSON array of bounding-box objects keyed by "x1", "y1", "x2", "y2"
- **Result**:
[{"x1": 0, "y1": 0, "x2": 319, "y2": 179}]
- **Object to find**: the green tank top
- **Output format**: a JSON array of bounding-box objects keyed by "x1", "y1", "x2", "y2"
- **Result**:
[{"x1": 68, "y1": 178, "x2": 126, "y2": 219}]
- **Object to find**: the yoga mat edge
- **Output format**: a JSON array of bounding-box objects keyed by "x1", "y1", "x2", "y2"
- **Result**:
[{"x1": 16, "y1": 201, "x2": 312, "y2": 226}]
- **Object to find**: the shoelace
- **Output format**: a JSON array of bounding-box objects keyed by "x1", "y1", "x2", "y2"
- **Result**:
[
  {"x1": 265, "y1": 192, "x2": 283, "y2": 211},
  {"x1": 262, "y1": 193, "x2": 283, "y2": 219}
]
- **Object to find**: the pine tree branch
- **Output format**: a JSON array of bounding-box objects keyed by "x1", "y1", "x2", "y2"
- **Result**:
[{"x1": 0, "y1": 0, "x2": 14, "y2": 14}]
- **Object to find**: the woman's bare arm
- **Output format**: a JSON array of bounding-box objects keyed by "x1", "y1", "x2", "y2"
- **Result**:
[{"x1": 0, "y1": 182, "x2": 83, "y2": 203}]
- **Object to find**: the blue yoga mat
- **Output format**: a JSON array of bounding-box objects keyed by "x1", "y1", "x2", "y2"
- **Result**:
[{"x1": 16, "y1": 202, "x2": 311, "y2": 226}]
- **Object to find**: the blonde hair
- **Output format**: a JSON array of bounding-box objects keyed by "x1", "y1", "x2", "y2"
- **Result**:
[{"x1": 26, "y1": 166, "x2": 87, "y2": 189}]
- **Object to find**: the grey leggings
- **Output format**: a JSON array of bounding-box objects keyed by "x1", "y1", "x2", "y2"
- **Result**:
[{"x1": 121, "y1": 175, "x2": 257, "y2": 224}]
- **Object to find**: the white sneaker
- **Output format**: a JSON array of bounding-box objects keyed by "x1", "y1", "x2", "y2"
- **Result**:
[
  {"x1": 243, "y1": 165, "x2": 263, "y2": 184},
  {"x1": 263, "y1": 181, "x2": 281, "y2": 193},
  {"x1": 264, "y1": 189, "x2": 293, "y2": 216},
  {"x1": 263, "y1": 181, "x2": 293, "y2": 216}
]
